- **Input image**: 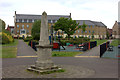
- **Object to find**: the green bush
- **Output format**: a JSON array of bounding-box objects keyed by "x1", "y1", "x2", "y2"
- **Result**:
[
  {"x1": 18, "y1": 37, "x2": 23, "y2": 39},
  {"x1": 60, "y1": 37, "x2": 90, "y2": 46},
  {"x1": 24, "y1": 38, "x2": 31, "y2": 42},
  {"x1": 24, "y1": 36, "x2": 33, "y2": 42},
  {"x1": 1, "y1": 32, "x2": 14, "y2": 44}
]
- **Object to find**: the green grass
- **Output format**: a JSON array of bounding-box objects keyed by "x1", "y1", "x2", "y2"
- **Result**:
[
  {"x1": 110, "y1": 39, "x2": 119, "y2": 46},
  {"x1": 0, "y1": 39, "x2": 18, "y2": 58},
  {"x1": 2, "y1": 39, "x2": 18, "y2": 46},
  {"x1": 1, "y1": 47, "x2": 17, "y2": 58},
  {"x1": 52, "y1": 51, "x2": 82, "y2": 57},
  {"x1": 90, "y1": 39, "x2": 107, "y2": 46},
  {"x1": 27, "y1": 69, "x2": 65, "y2": 75}
]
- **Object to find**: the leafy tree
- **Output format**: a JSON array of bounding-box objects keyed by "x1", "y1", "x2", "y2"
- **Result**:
[
  {"x1": 82, "y1": 22, "x2": 87, "y2": 32},
  {"x1": 53, "y1": 17, "x2": 81, "y2": 39},
  {"x1": 92, "y1": 32, "x2": 94, "y2": 39},
  {"x1": 31, "y1": 20, "x2": 41, "y2": 40},
  {"x1": 106, "y1": 31, "x2": 109, "y2": 39}
]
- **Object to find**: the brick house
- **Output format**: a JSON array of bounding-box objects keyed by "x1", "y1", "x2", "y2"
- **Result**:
[
  {"x1": 107, "y1": 28, "x2": 112, "y2": 38},
  {"x1": 73, "y1": 20, "x2": 107, "y2": 39},
  {"x1": 13, "y1": 11, "x2": 107, "y2": 39},
  {"x1": 14, "y1": 11, "x2": 70, "y2": 37},
  {"x1": 112, "y1": 21, "x2": 120, "y2": 38},
  {"x1": 6, "y1": 25, "x2": 14, "y2": 34}
]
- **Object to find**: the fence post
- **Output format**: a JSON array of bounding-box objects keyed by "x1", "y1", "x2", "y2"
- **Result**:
[
  {"x1": 106, "y1": 42, "x2": 107, "y2": 49},
  {"x1": 31, "y1": 40, "x2": 32, "y2": 48},
  {"x1": 88, "y1": 42, "x2": 90, "y2": 50}
]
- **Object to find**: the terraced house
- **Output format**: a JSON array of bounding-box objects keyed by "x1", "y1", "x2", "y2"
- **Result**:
[
  {"x1": 14, "y1": 11, "x2": 70, "y2": 37},
  {"x1": 73, "y1": 20, "x2": 107, "y2": 39},
  {"x1": 112, "y1": 21, "x2": 120, "y2": 39},
  {"x1": 14, "y1": 11, "x2": 107, "y2": 39}
]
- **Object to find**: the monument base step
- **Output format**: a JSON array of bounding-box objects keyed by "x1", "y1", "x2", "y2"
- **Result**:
[{"x1": 27, "y1": 65, "x2": 62, "y2": 74}]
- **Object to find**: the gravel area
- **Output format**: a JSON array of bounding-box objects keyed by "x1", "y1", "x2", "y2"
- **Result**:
[{"x1": 2, "y1": 65, "x2": 95, "y2": 78}]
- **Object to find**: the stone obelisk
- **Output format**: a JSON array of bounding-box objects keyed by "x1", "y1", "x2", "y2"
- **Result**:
[{"x1": 28, "y1": 11, "x2": 61, "y2": 73}]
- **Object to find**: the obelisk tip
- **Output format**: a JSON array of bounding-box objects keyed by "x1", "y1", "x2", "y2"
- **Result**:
[{"x1": 42, "y1": 11, "x2": 47, "y2": 15}]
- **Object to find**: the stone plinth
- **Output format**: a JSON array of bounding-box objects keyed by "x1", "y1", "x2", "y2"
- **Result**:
[{"x1": 27, "y1": 11, "x2": 62, "y2": 73}]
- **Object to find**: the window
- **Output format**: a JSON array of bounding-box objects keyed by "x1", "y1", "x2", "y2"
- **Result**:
[
  {"x1": 88, "y1": 30, "x2": 90, "y2": 33},
  {"x1": 24, "y1": 19, "x2": 27, "y2": 23},
  {"x1": 27, "y1": 25, "x2": 29, "y2": 28},
  {"x1": 17, "y1": 25, "x2": 19, "y2": 28},
  {"x1": 22, "y1": 25, "x2": 24, "y2": 28},
  {"x1": 53, "y1": 20, "x2": 56, "y2": 23},
  {"x1": 48, "y1": 20, "x2": 51, "y2": 23},
  {"x1": 28, "y1": 19, "x2": 32, "y2": 23},
  {"x1": 93, "y1": 25, "x2": 94, "y2": 28},
  {"x1": 92, "y1": 30, "x2": 94, "y2": 33},
  {"x1": 21, "y1": 30, "x2": 25, "y2": 34},
  {"x1": 89, "y1": 25, "x2": 91, "y2": 28},
  {"x1": 16, "y1": 19, "x2": 19, "y2": 22},
  {"x1": 32, "y1": 19, "x2": 34, "y2": 22},
  {"x1": 22, "y1": 19, "x2": 24, "y2": 22},
  {"x1": 19, "y1": 19, "x2": 22, "y2": 22},
  {"x1": 78, "y1": 30, "x2": 79, "y2": 33},
  {"x1": 85, "y1": 31, "x2": 87, "y2": 33}
]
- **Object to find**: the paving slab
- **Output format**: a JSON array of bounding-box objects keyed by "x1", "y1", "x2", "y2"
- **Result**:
[{"x1": 17, "y1": 40, "x2": 37, "y2": 56}]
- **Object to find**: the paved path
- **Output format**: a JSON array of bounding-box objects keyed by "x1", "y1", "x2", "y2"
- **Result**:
[
  {"x1": 75, "y1": 40, "x2": 113, "y2": 58},
  {"x1": 17, "y1": 40, "x2": 36, "y2": 57},
  {"x1": 75, "y1": 46, "x2": 100, "y2": 57},
  {"x1": 2, "y1": 57, "x2": 118, "y2": 78}
]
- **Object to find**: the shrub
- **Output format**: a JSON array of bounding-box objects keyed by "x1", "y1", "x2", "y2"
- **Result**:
[
  {"x1": 24, "y1": 36, "x2": 33, "y2": 42},
  {"x1": 24, "y1": 38, "x2": 31, "y2": 42},
  {"x1": 2, "y1": 32, "x2": 14, "y2": 44},
  {"x1": 19, "y1": 37, "x2": 23, "y2": 39},
  {"x1": 60, "y1": 37, "x2": 90, "y2": 46}
]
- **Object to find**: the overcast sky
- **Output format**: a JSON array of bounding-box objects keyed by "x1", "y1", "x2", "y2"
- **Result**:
[{"x1": 0, "y1": 0, "x2": 119, "y2": 28}]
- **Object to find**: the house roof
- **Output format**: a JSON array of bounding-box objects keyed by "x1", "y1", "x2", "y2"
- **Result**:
[
  {"x1": 76, "y1": 20, "x2": 95, "y2": 26},
  {"x1": 16, "y1": 14, "x2": 70, "y2": 20},
  {"x1": 7, "y1": 25, "x2": 14, "y2": 28},
  {"x1": 76, "y1": 20, "x2": 107, "y2": 27}
]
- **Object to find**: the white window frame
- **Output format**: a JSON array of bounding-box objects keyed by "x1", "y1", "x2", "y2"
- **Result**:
[
  {"x1": 27, "y1": 25, "x2": 29, "y2": 28},
  {"x1": 22, "y1": 25, "x2": 24, "y2": 28},
  {"x1": 17, "y1": 25, "x2": 19, "y2": 28}
]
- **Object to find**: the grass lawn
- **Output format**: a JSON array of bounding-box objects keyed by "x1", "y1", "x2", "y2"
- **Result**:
[
  {"x1": 1, "y1": 39, "x2": 18, "y2": 58},
  {"x1": 1, "y1": 47, "x2": 17, "y2": 58},
  {"x1": 110, "y1": 39, "x2": 119, "y2": 46},
  {"x1": 52, "y1": 51, "x2": 82, "y2": 57},
  {"x1": 90, "y1": 39, "x2": 107, "y2": 46},
  {"x1": 2, "y1": 39, "x2": 18, "y2": 46}
]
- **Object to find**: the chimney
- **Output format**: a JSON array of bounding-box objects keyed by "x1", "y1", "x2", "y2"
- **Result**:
[{"x1": 15, "y1": 11, "x2": 16, "y2": 15}]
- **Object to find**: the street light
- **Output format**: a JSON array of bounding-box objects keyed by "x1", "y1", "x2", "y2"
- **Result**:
[{"x1": 51, "y1": 23, "x2": 53, "y2": 45}]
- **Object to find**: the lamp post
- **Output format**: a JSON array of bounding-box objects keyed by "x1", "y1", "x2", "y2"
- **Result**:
[
  {"x1": 58, "y1": 31, "x2": 60, "y2": 51},
  {"x1": 51, "y1": 24, "x2": 53, "y2": 45}
]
